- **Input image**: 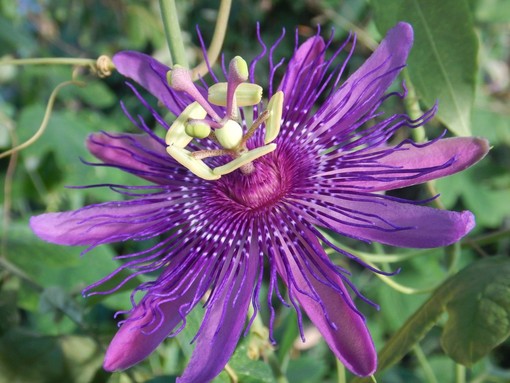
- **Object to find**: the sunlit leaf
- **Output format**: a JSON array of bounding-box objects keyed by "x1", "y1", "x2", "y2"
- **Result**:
[{"x1": 372, "y1": 0, "x2": 478, "y2": 136}]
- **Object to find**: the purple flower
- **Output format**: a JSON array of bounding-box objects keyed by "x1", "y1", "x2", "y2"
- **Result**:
[{"x1": 30, "y1": 22, "x2": 488, "y2": 382}]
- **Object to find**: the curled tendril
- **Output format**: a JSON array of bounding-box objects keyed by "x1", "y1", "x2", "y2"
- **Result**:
[
  {"x1": 95, "y1": 55, "x2": 115, "y2": 78},
  {"x1": 0, "y1": 80, "x2": 85, "y2": 160}
]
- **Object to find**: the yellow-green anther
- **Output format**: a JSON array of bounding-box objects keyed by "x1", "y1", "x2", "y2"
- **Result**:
[
  {"x1": 213, "y1": 144, "x2": 277, "y2": 176},
  {"x1": 166, "y1": 146, "x2": 220, "y2": 180},
  {"x1": 166, "y1": 102, "x2": 207, "y2": 148},
  {"x1": 264, "y1": 91, "x2": 284, "y2": 144},
  {"x1": 229, "y1": 56, "x2": 249, "y2": 82},
  {"x1": 208, "y1": 83, "x2": 263, "y2": 107},
  {"x1": 185, "y1": 121, "x2": 211, "y2": 139},
  {"x1": 215, "y1": 120, "x2": 243, "y2": 149}
]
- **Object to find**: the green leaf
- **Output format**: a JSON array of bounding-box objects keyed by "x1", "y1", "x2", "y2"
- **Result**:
[
  {"x1": 351, "y1": 256, "x2": 510, "y2": 382},
  {"x1": 372, "y1": 0, "x2": 478, "y2": 136},
  {"x1": 2, "y1": 218, "x2": 139, "y2": 311},
  {"x1": 441, "y1": 257, "x2": 510, "y2": 365},
  {"x1": 39, "y1": 286, "x2": 84, "y2": 324},
  {"x1": 0, "y1": 329, "x2": 66, "y2": 383},
  {"x1": 228, "y1": 344, "x2": 275, "y2": 383},
  {"x1": 0, "y1": 291, "x2": 20, "y2": 335},
  {"x1": 64, "y1": 81, "x2": 117, "y2": 109},
  {"x1": 286, "y1": 355, "x2": 327, "y2": 383},
  {"x1": 0, "y1": 330, "x2": 103, "y2": 383},
  {"x1": 436, "y1": 164, "x2": 510, "y2": 228},
  {"x1": 474, "y1": 0, "x2": 510, "y2": 22}
]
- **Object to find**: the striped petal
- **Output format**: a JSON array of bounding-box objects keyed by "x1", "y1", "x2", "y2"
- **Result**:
[
  {"x1": 308, "y1": 22, "x2": 413, "y2": 140},
  {"x1": 30, "y1": 199, "x2": 172, "y2": 246},
  {"x1": 103, "y1": 275, "x2": 203, "y2": 370},
  {"x1": 177, "y1": 234, "x2": 260, "y2": 383},
  {"x1": 289, "y1": 194, "x2": 475, "y2": 248},
  {"x1": 278, "y1": 36, "x2": 325, "y2": 106},
  {"x1": 113, "y1": 51, "x2": 190, "y2": 115},
  {"x1": 319, "y1": 137, "x2": 489, "y2": 191},
  {"x1": 87, "y1": 132, "x2": 175, "y2": 183},
  {"x1": 272, "y1": 219, "x2": 376, "y2": 376}
]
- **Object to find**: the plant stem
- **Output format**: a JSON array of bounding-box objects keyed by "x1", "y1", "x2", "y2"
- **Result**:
[
  {"x1": 403, "y1": 69, "x2": 426, "y2": 142},
  {"x1": 0, "y1": 257, "x2": 43, "y2": 292},
  {"x1": 0, "y1": 57, "x2": 96, "y2": 67},
  {"x1": 191, "y1": 0, "x2": 232, "y2": 80},
  {"x1": 455, "y1": 364, "x2": 466, "y2": 383},
  {"x1": 336, "y1": 359, "x2": 346, "y2": 383},
  {"x1": 0, "y1": 80, "x2": 84, "y2": 159},
  {"x1": 159, "y1": 0, "x2": 188, "y2": 67},
  {"x1": 413, "y1": 345, "x2": 438, "y2": 383}
]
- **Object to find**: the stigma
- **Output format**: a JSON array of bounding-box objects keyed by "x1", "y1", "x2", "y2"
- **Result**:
[{"x1": 164, "y1": 56, "x2": 284, "y2": 180}]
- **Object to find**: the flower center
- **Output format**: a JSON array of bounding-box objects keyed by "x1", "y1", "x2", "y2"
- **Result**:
[
  {"x1": 164, "y1": 56, "x2": 284, "y2": 181},
  {"x1": 219, "y1": 153, "x2": 287, "y2": 210}
]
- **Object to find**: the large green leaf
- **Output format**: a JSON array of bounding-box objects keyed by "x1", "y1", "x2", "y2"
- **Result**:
[
  {"x1": 351, "y1": 256, "x2": 510, "y2": 382},
  {"x1": 440, "y1": 257, "x2": 510, "y2": 365},
  {"x1": 371, "y1": 0, "x2": 478, "y2": 136}
]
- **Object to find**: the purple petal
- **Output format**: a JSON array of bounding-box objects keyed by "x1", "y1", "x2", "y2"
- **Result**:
[
  {"x1": 299, "y1": 195, "x2": 475, "y2": 248},
  {"x1": 113, "y1": 51, "x2": 188, "y2": 115},
  {"x1": 103, "y1": 265, "x2": 209, "y2": 371},
  {"x1": 30, "y1": 199, "x2": 171, "y2": 246},
  {"x1": 278, "y1": 36, "x2": 325, "y2": 105},
  {"x1": 177, "y1": 251, "x2": 260, "y2": 383},
  {"x1": 86, "y1": 132, "x2": 173, "y2": 183},
  {"x1": 310, "y1": 22, "x2": 413, "y2": 137},
  {"x1": 275, "y1": 232, "x2": 376, "y2": 376},
  {"x1": 322, "y1": 137, "x2": 489, "y2": 191}
]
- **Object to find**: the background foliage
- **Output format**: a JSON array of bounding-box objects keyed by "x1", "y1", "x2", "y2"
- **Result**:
[{"x1": 1, "y1": 0, "x2": 509, "y2": 382}]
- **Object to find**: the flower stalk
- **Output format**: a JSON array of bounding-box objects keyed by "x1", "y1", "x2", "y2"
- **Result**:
[{"x1": 159, "y1": 0, "x2": 188, "y2": 67}]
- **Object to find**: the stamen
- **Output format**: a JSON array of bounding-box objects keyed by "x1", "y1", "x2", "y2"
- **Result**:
[
  {"x1": 165, "y1": 102, "x2": 207, "y2": 148},
  {"x1": 167, "y1": 65, "x2": 222, "y2": 122},
  {"x1": 208, "y1": 83, "x2": 263, "y2": 108},
  {"x1": 191, "y1": 149, "x2": 231, "y2": 160},
  {"x1": 213, "y1": 143, "x2": 277, "y2": 176},
  {"x1": 240, "y1": 110, "x2": 270, "y2": 146},
  {"x1": 166, "y1": 146, "x2": 220, "y2": 180},
  {"x1": 264, "y1": 91, "x2": 284, "y2": 144}
]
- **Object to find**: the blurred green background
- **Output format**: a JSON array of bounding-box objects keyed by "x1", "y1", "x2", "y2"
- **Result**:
[{"x1": 1, "y1": 0, "x2": 509, "y2": 382}]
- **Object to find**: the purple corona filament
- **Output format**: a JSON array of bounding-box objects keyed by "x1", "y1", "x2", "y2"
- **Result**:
[{"x1": 30, "y1": 22, "x2": 488, "y2": 383}]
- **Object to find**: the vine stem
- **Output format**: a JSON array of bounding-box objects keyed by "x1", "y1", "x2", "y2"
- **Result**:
[
  {"x1": 0, "y1": 80, "x2": 85, "y2": 159},
  {"x1": 0, "y1": 57, "x2": 96, "y2": 67},
  {"x1": 159, "y1": 0, "x2": 188, "y2": 67},
  {"x1": 191, "y1": 0, "x2": 232, "y2": 80},
  {"x1": 455, "y1": 364, "x2": 466, "y2": 383},
  {"x1": 413, "y1": 345, "x2": 438, "y2": 383}
]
